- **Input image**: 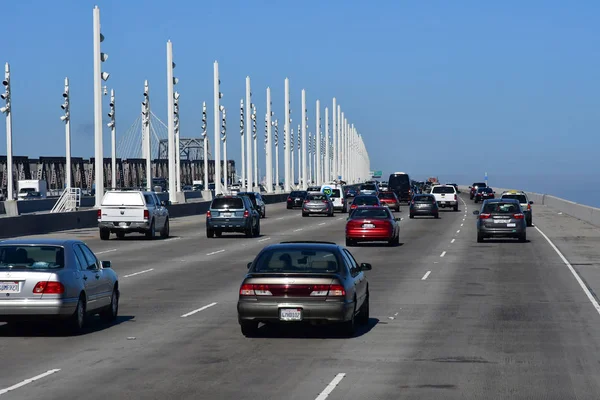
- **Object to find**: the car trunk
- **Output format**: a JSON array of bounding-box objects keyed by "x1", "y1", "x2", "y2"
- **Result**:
[
  {"x1": 0, "y1": 271, "x2": 54, "y2": 300},
  {"x1": 244, "y1": 274, "x2": 337, "y2": 302},
  {"x1": 100, "y1": 206, "x2": 146, "y2": 222}
]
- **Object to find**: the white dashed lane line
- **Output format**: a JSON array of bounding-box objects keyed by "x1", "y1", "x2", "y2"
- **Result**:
[
  {"x1": 258, "y1": 237, "x2": 271, "y2": 242},
  {"x1": 451, "y1": 238, "x2": 455, "y2": 244},
  {"x1": 181, "y1": 302, "x2": 218, "y2": 318},
  {"x1": 315, "y1": 373, "x2": 346, "y2": 400},
  {"x1": 123, "y1": 269, "x2": 154, "y2": 278},
  {"x1": 0, "y1": 369, "x2": 61, "y2": 396},
  {"x1": 457, "y1": 230, "x2": 461, "y2": 233},
  {"x1": 318, "y1": 222, "x2": 327, "y2": 226},
  {"x1": 421, "y1": 271, "x2": 431, "y2": 280},
  {"x1": 96, "y1": 249, "x2": 117, "y2": 255},
  {"x1": 293, "y1": 228, "x2": 304, "y2": 232},
  {"x1": 206, "y1": 249, "x2": 225, "y2": 256},
  {"x1": 440, "y1": 251, "x2": 446, "y2": 257}
]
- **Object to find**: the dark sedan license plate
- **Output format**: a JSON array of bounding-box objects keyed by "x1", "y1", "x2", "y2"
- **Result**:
[{"x1": 279, "y1": 308, "x2": 302, "y2": 321}]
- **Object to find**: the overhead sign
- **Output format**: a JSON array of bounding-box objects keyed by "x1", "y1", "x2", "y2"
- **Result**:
[{"x1": 371, "y1": 170, "x2": 382, "y2": 178}]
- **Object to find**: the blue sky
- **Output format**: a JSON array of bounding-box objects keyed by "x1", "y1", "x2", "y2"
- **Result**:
[{"x1": 1, "y1": 1, "x2": 599, "y2": 204}]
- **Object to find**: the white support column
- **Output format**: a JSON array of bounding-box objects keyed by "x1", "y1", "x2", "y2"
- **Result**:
[
  {"x1": 274, "y1": 119, "x2": 279, "y2": 191},
  {"x1": 245, "y1": 76, "x2": 252, "y2": 192},
  {"x1": 324, "y1": 107, "x2": 330, "y2": 182},
  {"x1": 297, "y1": 124, "x2": 300, "y2": 186},
  {"x1": 167, "y1": 41, "x2": 177, "y2": 200},
  {"x1": 332, "y1": 98, "x2": 337, "y2": 181},
  {"x1": 143, "y1": 81, "x2": 152, "y2": 192},
  {"x1": 336, "y1": 106, "x2": 341, "y2": 181},
  {"x1": 252, "y1": 104, "x2": 258, "y2": 191},
  {"x1": 240, "y1": 98, "x2": 245, "y2": 187},
  {"x1": 213, "y1": 62, "x2": 222, "y2": 195},
  {"x1": 201, "y1": 101, "x2": 211, "y2": 200},
  {"x1": 301, "y1": 89, "x2": 307, "y2": 190},
  {"x1": 92, "y1": 7, "x2": 104, "y2": 207},
  {"x1": 284, "y1": 78, "x2": 291, "y2": 192},
  {"x1": 109, "y1": 89, "x2": 115, "y2": 189},
  {"x1": 265, "y1": 87, "x2": 273, "y2": 193},
  {"x1": 315, "y1": 100, "x2": 321, "y2": 186}
]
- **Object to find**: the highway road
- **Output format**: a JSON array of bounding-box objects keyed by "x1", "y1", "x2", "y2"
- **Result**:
[{"x1": 2, "y1": 195, "x2": 600, "y2": 399}]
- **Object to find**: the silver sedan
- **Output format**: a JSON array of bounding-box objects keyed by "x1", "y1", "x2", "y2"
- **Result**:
[{"x1": 0, "y1": 238, "x2": 119, "y2": 333}]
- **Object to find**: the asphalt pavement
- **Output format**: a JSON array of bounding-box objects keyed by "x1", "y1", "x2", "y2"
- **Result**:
[{"x1": 2, "y1": 196, "x2": 600, "y2": 399}]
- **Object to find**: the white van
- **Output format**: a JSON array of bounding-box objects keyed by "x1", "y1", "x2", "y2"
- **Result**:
[{"x1": 321, "y1": 183, "x2": 347, "y2": 213}]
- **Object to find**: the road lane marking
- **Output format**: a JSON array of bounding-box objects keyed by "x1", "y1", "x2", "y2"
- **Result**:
[
  {"x1": 293, "y1": 228, "x2": 303, "y2": 232},
  {"x1": 123, "y1": 269, "x2": 154, "y2": 278},
  {"x1": 258, "y1": 237, "x2": 271, "y2": 242},
  {"x1": 96, "y1": 249, "x2": 117, "y2": 255},
  {"x1": 535, "y1": 226, "x2": 600, "y2": 316},
  {"x1": 0, "y1": 369, "x2": 61, "y2": 396},
  {"x1": 206, "y1": 249, "x2": 225, "y2": 256},
  {"x1": 460, "y1": 223, "x2": 464, "y2": 227},
  {"x1": 440, "y1": 251, "x2": 446, "y2": 257},
  {"x1": 457, "y1": 230, "x2": 461, "y2": 233},
  {"x1": 318, "y1": 222, "x2": 327, "y2": 226},
  {"x1": 451, "y1": 239, "x2": 456, "y2": 244},
  {"x1": 164, "y1": 237, "x2": 181, "y2": 242},
  {"x1": 315, "y1": 373, "x2": 346, "y2": 400},
  {"x1": 337, "y1": 217, "x2": 344, "y2": 221},
  {"x1": 181, "y1": 302, "x2": 218, "y2": 318},
  {"x1": 276, "y1": 217, "x2": 284, "y2": 220},
  {"x1": 422, "y1": 271, "x2": 431, "y2": 280}
]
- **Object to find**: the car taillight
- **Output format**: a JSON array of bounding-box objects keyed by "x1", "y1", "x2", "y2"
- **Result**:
[
  {"x1": 527, "y1": 204, "x2": 531, "y2": 211},
  {"x1": 328, "y1": 284, "x2": 346, "y2": 297},
  {"x1": 206, "y1": 210, "x2": 212, "y2": 218},
  {"x1": 479, "y1": 213, "x2": 492, "y2": 219},
  {"x1": 243, "y1": 210, "x2": 249, "y2": 218},
  {"x1": 513, "y1": 213, "x2": 524, "y2": 219},
  {"x1": 454, "y1": 194, "x2": 457, "y2": 200},
  {"x1": 304, "y1": 200, "x2": 310, "y2": 204},
  {"x1": 143, "y1": 210, "x2": 149, "y2": 220},
  {"x1": 33, "y1": 281, "x2": 64, "y2": 294},
  {"x1": 239, "y1": 284, "x2": 272, "y2": 296},
  {"x1": 287, "y1": 197, "x2": 292, "y2": 202},
  {"x1": 351, "y1": 204, "x2": 357, "y2": 209},
  {"x1": 97, "y1": 209, "x2": 101, "y2": 220}
]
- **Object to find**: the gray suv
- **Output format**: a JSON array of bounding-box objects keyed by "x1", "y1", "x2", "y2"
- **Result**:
[
  {"x1": 473, "y1": 198, "x2": 527, "y2": 243},
  {"x1": 206, "y1": 195, "x2": 261, "y2": 238}
]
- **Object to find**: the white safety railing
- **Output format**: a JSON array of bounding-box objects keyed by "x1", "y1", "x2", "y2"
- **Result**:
[{"x1": 51, "y1": 188, "x2": 82, "y2": 213}]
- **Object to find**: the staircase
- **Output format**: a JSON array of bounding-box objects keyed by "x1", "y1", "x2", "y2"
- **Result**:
[{"x1": 51, "y1": 187, "x2": 82, "y2": 213}]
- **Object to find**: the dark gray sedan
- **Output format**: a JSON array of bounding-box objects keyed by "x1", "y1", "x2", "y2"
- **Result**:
[
  {"x1": 302, "y1": 194, "x2": 334, "y2": 217},
  {"x1": 473, "y1": 199, "x2": 527, "y2": 242},
  {"x1": 409, "y1": 194, "x2": 439, "y2": 218},
  {"x1": 0, "y1": 239, "x2": 119, "y2": 333}
]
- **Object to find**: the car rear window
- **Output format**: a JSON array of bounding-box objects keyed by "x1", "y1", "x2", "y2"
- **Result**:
[
  {"x1": 354, "y1": 196, "x2": 379, "y2": 205},
  {"x1": 211, "y1": 197, "x2": 244, "y2": 209},
  {"x1": 252, "y1": 249, "x2": 340, "y2": 273},
  {"x1": 414, "y1": 195, "x2": 435, "y2": 203},
  {"x1": 361, "y1": 184, "x2": 376, "y2": 190},
  {"x1": 0, "y1": 245, "x2": 65, "y2": 270},
  {"x1": 290, "y1": 191, "x2": 306, "y2": 197},
  {"x1": 473, "y1": 182, "x2": 487, "y2": 188},
  {"x1": 478, "y1": 188, "x2": 493, "y2": 193},
  {"x1": 102, "y1": 192, "x2": 144, "y2": 206},
  {"x1": 502, "y1": 194, "x2": 527, "y2": 203},
  {"x1": 352, "y1": 208, "x2": 391, "y2": 219},
  {"x1": 432, "y1": 186, "x2": 456, "y2": 194},
  {"x1": 329, "y1": 189, "x2": 341, "y2": 198},
  {"x1": 308, "y1": 195, "x2": 327, "y2": 201},
  {"x1": 378, "y1": 192, "x2": 396, "y2": 199},
  {"x1": 483, "y1": 202, "x2": 521, "y2": 214}
]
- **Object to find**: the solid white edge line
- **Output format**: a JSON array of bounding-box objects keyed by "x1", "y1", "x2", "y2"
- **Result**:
[
  {"x1": 123, "y1": 268, "x2": 154, "y2": 278},
  {"x1": 440, "y1": 251, "x2": 446, "y2": 257},
  {"x1": 535, "y1": 226, "x2": 600, "y2": 315},
  {"x1": 0, "y1": 369, "x2": 61, "y2": 395},
  {"x1": 315, "y1": 373, "x2": 346, "y2": 400},
  {"x1": 276, "y1": 217, "x2": 284, "y2": 220},
  {"x1": 206, "y1": 249, "x2": 225, "y2": 256},
  {"x1": 96, "y1": 249, "x2": 117, "y2": 255},
  {"x1": 181, "y1": 302, "x2": 218, "y2": 318},
  {"x1": 451, "y1": 238, "x2": 456, "y2": 243},
  {"x1": 258, "y1": 237, "x2": 271, "y2": 242},
  {"x1": 421, "y1": 271, "x2": 431, "y2": 280}
]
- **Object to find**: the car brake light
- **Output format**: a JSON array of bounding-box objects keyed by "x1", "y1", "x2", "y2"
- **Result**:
[
  {"x1": 479, "y1": 213, "x2": 491, "y2": 219},
  {"x1": 243, "y1": 210, "x2": 249, "y2": 218},
  {"x1": 527, "y1": 204, "x2": 531, "y2": 211},
  {"x1": 351, "y1": 204, "x2": 357, "y2": 209},
  {"x1": 287, "y1": 197, "x2": 292, "y2": 202},
  {"x1": 239, "y1": 283, "x2": 272, "y2": 296},
  {"x1": 143, "y1": 210, "x2": 149, "y2": 220},
  {"x1": 97, "y1": 209, "x2": 101, "y2": 220},
  {"x1": 206, "y1": 210, "x2": 211, "y2": 218},
  {"x1": 328, "y1": 284, "x2": 346, "y2": 297},
  {"x1": 239, "y1": 284, "x2": 255, "y2": 295},
  {"x1": 454, "y1": 194, "x2": 457, "y2": 200},
  {"x1": 513, "y1": 213, "x2": 524, "y2": 219},
  {"x1": 33, "y1": 281, "x2": 65, "y2": 294},
  {"x1": 309, "y1": 284, "x2": 330, "y2": 296}
]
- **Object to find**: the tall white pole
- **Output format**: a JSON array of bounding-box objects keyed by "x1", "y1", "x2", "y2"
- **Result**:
[
  {"x1": 214, "y1": 62, "x2": 222, "y2": 195},
  {"x1": 301, "y1": 89, "x2": 307, "y2": 190},
  {"x1": 265, "y1": 87, "x2": 273, "y2": 193},
  {"x1": 93, "y1": 6, "x2": 104, "y2": 207},
  {"x1": 221, "y1": 106, "x2": 227, "y2": 191},
  {"x1": 253, "y1": 104, "x2": 258, "y2": 190},
  {"x1": 109, "y1": 89, "x2": 115, "y2": 189},
  {"x1": 143, "y1": 81, "x2": 152, "y2": 191},
  {"x1": 202, "y1": 101, "x2": 209, "y2": 192},
  {"x1": 245, "y1": 77, "x2": 252, "y2": 192},
  {"x1": 332, "y1": 99, "x2": 337, "y2": 181},
  {"x1": 167, "y1": 41, "x2": 177, "y2": 200},
  {"x1": 3, "y1": 63, "x2": 13, "y2": 200},
  {"x1": 284, "y1": 78, "x2": 291, "y2": 191},
  {"x1": 274, "y1": 120, "x2": 279, "y2": 191},
  {"x1": 62, "y1": 77, "x2": 72, "y2": 190},
  {"x1": 340, "y1": 112, "x2": 345, "y2": 181},
  {"x1": 175, "y1": 123, "x2": 181, "y2": 193},
  {"x1": 308, "y1": 132, "x2": 312, "y2": 184},
  {"x1": 315, "y1": 100, "x2": 321, "y2": 186},
  {"x1": 336, "y1": 105, "x2": 341, "y2": 181},
  {"x1": 240, "y1": 98, "x2": 245, "y2": 186},
  {"x1": 324, "y1": 107, "x2": 329, "y2": 182}
]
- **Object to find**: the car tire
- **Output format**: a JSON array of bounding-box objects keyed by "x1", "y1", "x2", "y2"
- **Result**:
[
  {"x1": 527, "y1": 218, "x2": 533, "y2": 227},
  {"x1": 396, "y1": 207, "x2": 400, "y2": 212},
  {"x1": 287, "y1": 206, "x2": 292, "y2": 210},
  {"x1": 409, "y1": 214, "x2": 414, "y2": 219},
  {"x1": 99, "y1": 229, "x2": 110, "y2": 241},
  {"x1": 100, "y1": 287, "x2": 119, "y2": 323},
  {"x1": 395, "y1": 234, "x2": 400, "y2": 246},
  {"x1": 345, "y1": 238, "x2": 355, "y2": 247},
  {"x1": 519, "y1": 232, "x2": 527, "y2": 243},
  {"x1": 206, "y1": 228, "x2": 214, "y2": 238},
  {"x1": 340, "y1": 303, "x2": 356, "y2": 337},
  {"x1": 160, "y1": 218, "x2": 170, "y2": 239},
  {"x1": 215, "y1": 231, "x2": 222, "y2": 238},
  {"x1": 356, "y1": 293, "x2": 369, "y2": 326},
  {"x1": 477, "y1": 233, "x2": 484, "y2": 243},
  {"x1": 434, "y1": 213, "x2": 439, "y2": 219},
  {"x1": 145, "y1": 221, "x2": 156, "y2": 240},
  {"x1": 116, "y1": 232, "x2": 125, "y2": 239},
  {"x1": 245, "y1": 224, "x2": 254, "y2": 238},
  {"x1": 255, "y1": 221, "x2": 261, "y2": 237},
  {"x1": 302, "y1": 212, "x2": 308, "y2": 217},
  {"x1": 240, "y1": 321, "x2": 259, "y2": 337},
  {"x1": 67, "y1": 295, "x2": 86, "y2": 335},
  {"x1": 454, "y1": 205, "x2": 459, "y2": 211},
  {"x1": 262, "y1": 210, "x2": 266, "y2": 219}
]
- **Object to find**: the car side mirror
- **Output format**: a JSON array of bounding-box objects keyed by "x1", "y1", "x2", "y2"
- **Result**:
[
  {"x1": 101, "y1": 260, "x2": 112, "y2": 269},
  {"x1": 473, "y1": 210, "x2": 480, "y2": 215},
  {"x1": 360, "y1": 262, "x2": 372, "y2": 271},
  {"x1": 247, "y1": 262, "x2": 252, "y2": 269},
  {"x1": 468, "y1": 186, "x2": 472, "y2": 188},
  {"x1": 395, "y1": 217, "x2": 401, "y2": 221},
  {"x1": 529, "y1": 201, "x2": 534, "y2": 204}
]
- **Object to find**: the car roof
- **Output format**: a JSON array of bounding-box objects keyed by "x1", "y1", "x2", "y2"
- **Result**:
[
  {"x1": 483, "y1": 198, "x2": 519, "y2": 204},
  {"x1": 0, "y1": 238, "x2": 79, "y2": 246},
  {"x1": 502, "y1": 190, "x2": 527, "y2": 195}
]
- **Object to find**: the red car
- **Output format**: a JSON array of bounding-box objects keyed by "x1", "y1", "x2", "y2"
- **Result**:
[
  {"x1": 345, "y1": 206, "x2": 400, "y2": 246},
  {"x1": 377, "y1": 191, "x2": 400, "y2": 212},
  {"x1": 349, "y1": 195, "x2": 382, "y2": 214}
]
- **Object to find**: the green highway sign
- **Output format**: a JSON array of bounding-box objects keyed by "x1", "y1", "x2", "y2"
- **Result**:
[{"x1": 371, "y1": 170, "x2": 382, "y2": 178}]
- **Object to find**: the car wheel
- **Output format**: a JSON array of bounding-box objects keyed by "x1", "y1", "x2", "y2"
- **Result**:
[
  {"x1": 454, "y1": 205, "x2": 459, "y2": 211},
  {"x1": 356, "y1": 293, "x2": 369, "y2": 326},
  {"x1": 345, "y1": 238, "x2": 355, "y2": 247},
  {"x1": 255, "y1": 221, "x2": 261, "y2": 237},
  {"x1": 340, "y1": 303, "x2": 356, "y2": 337},
  {"x1": 215, "y1": 231, "x2": 222, "y2": 238},
  {"x1": 245, "y1": 224, "x2": 254, "y2": 238},
  {"x1": 99, "y1": 229, "x2": 110, "y2": 241},
  {"x1": 434, "y1": 213, "x2": 439, "y2": 219},
  {"x1": 67, "y1": 295, "x2": 86, "y2": 334},
  {"x1": 160, "y1": 218, "x2": 170, "y2": 238},
  {"x1": 477, "y1": 233, "x2": 484, "y2": 243},
  {"x1": 206, "y1": 228, "x2": 214, "y2": 238},
  {"x1": 519, "y1": 232, "x2": 527, "y2": 243},
  {"x1": 395, "y1": 234, "x2": 400, "y2": 246},
  {"x1": 396, "y1": 207, "x2": 400, "y2": 212},
  {"x1": 262, "y1": 210, "x2": 266, "y2": 218},
  {"x1": 116, "y1": 232, "x2": 125, "y2": 239},
  {"x1": 527, "y1": 218, "x2": 533, "y2": 227},
  {"x1": 409, "y1": 214, "x2": 414, "y2": 219},
  {"x1": 240, "y1": 321, "x2": 259, "y2": 337},
  {"x1": 145, "y1": 221, "x2": 156, "y2": 240},
  {"x1": 287, "y1": 206, "x2": 292, "y2": 210},
  {"x1": 100, "y1": 287, "x2": 119, "y2": 323},
  {"x1": 302, "y1": 212, "x2": 308, "y2": 217}
]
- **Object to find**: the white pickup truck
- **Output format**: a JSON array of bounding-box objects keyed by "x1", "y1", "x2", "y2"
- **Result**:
[
  {"x1": 430, "y1": 184, "x2": 459, "y2": 211},
  {"x1": 97, "y1": 190, "x2": 170, "y2": 240}
]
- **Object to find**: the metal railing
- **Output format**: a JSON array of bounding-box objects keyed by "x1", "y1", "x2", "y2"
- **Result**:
[{"x1": 50, "y1": 188, "x2": 82, "y2": 213}]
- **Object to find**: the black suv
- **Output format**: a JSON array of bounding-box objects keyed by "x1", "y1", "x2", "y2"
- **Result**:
[
  {"x1": 237, "y1": 192, "x2": 266, "y2": 218},
  {"x1": 287, "y1": 191, "x2": 308, "y2": 209},
  {"x1": 206, "y1": 195, "x2": 261, "y2": 238}
]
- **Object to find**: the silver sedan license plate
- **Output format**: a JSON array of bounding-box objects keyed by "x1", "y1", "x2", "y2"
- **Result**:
[
  {"x1": 279, "y1": 308, "x2": 302, "y2": 321},
  {"x1": 0, "y1": 282, "x2": 20, "y2": 293}
]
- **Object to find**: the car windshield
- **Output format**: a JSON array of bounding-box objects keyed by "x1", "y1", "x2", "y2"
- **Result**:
[
  {"x1": 361, "y1": 184, "x2": 376, "y2": 190},
  {"x1": 483, "y1": 202, "x2": 520, "y2": 214},
  {"x1": 252, "y1": 249, "x2": 340, "y2": 273},
  {"x1": 502, "y1": 194, "x2": 527, "y2": 203},
  {"x1": 414, "y1": 195, "x2": 435, "y2": 203},
  {"x1": 478, "y1": 188, "x2": 493, "y2": 193},
  {"x1": 211, "y1": 197, "x2": 244, "y2": 209},
  {"x1": 0, "y1": 245, "x2": 65, "y2": 270},
  {"x1": 432, "y1": 186, "x2": 455, "y2": 194},
  {"x1": 102, "y1": 192, "x2": 144, "y2": 206},
  {"x1": 308, "y1": 195, "x2": 327, "y2": 201},
  {"x1": 378, "y1": 192, "x2": 396, "y2": 199},
  {"x1": 352, "y1": 208, "x2": 390, "y2": 219},
  {"x1": 354, "y1": 196, "x2": 379, "y2": 205}
]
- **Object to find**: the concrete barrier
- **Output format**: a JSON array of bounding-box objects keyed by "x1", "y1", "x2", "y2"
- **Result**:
[{"x1": 0, "y1": 192, "x2": 290, "y2": 239}]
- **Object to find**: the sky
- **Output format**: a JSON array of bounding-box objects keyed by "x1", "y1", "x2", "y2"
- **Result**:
[{"x1": 1, "y1": 0, "x2": 599, "y2": 206}]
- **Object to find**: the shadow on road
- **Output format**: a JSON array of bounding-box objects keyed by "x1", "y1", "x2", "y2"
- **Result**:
[
  {"x1": 0, "y1": 315, "x2": 135, "y2": 337},
  {"x1": 251, "y1": 317, "x2": 380, "y2": 339}
]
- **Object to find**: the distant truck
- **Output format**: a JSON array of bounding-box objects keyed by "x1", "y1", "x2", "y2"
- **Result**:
[
  {"x1": 427, "y1": 177, "x2": 439, "y2": 185},
  {"x1": 17, "y1": 179, "x2": 47, "y2": 200}
]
